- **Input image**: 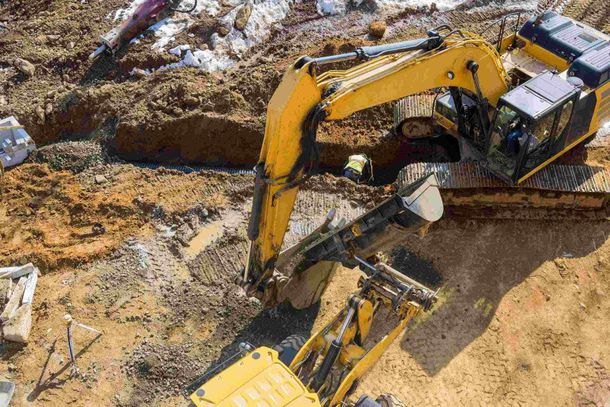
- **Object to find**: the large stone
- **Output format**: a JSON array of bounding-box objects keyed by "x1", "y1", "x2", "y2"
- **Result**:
[
  {"x1": 12, "y1": 58, "x2": 35, "y2": 78},
  {"x1": 0, "y1": 263, "x2": 36, "y2": 279},
  {"x1": 216, "y1": 20, "x2": 231, "y2": 37},
  {"x1": 0, "y1": 277, "x2": 26, "y2": 323},
  {"x1": 234, "y1": 3, "x2": 252, "y2": 31},
  {"x1": 3, "y1": 303, "x2": 32, "y2": 343}
]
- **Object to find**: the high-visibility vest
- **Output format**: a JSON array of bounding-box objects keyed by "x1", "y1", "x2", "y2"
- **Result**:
[{"x1": 345, "y1": 154, "x2": 368, "y2": 174}]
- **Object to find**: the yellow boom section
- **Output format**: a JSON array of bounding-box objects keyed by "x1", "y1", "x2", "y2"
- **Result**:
[
  {"x1": 319, "y1": 35, "x2": 509, "y2": 119},
  {"x1": 245, "y1": 32, "x2": 509, "y2": 299}
]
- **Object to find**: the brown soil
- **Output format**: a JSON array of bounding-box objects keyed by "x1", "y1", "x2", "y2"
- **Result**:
[
  {"x1": 6, "y1": 0, "x2": 600, "y2": 172},
  {"x1": 0, "y1": 0, "x2": 609, "y2": 406}
]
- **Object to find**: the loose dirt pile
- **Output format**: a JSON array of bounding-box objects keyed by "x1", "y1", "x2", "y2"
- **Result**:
[{"x1": 0, "y1": 0, "x2": 609, "y2": 406}]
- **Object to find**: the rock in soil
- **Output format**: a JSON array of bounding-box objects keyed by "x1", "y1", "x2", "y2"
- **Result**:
[
  {"x1": 369, "y1": 20, "x2": 387, "y2": 39},
  {"x1": 2, "y1": 303, "x2": 32, "y2": 343},
  {"x1": 12, "y1": 58, "x2": 35, "y2": 78},
  {"x1": 234, "y1": 3, "x2": 253, "y2": 31}
]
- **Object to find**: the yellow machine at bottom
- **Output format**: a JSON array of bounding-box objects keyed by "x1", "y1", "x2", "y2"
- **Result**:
[
  {"x1": 190, "y1": 258, "x2": 437, "y2": 407},
  {"x1": 190, "y1": 345, "x2": 319, "y2": 406}
]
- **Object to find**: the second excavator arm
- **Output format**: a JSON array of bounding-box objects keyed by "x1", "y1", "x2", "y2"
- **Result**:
[{"x1": 242, "y1": 28, "x2": 510, "y2": 304}]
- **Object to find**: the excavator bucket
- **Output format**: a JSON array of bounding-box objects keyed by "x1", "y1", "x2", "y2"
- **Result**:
[{"x1": 275, "y1": 173, "x2": 443, "y2": 309}]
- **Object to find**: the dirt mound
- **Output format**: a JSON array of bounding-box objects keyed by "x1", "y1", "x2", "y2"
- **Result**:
[{"x1": 30, "y1": 141, "x2": 109, "y2": 172}]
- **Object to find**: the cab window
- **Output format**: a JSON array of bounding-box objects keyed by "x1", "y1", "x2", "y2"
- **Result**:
[
  {"x1": 527, "y1": 111, "x2": 556, "y2": 153},
  {"x1": 555, "y1": 100, "x2": 574, "y2": 136},
  {"x1": 522, "y1": 100, "x2": 573, "y2": 172},
  {"x1": 486, "y1": 105, "x2": 524, "y2": 180},
  {"x1": 437, "y1": 102, "x2": 457, "y2": 121}
]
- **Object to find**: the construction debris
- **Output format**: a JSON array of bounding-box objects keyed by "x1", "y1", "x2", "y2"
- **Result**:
[
  {"x1": 2, "y1": 304, "x2": 32, "y2": 343},
  {"x1": 0, "y1": 277, "x2": 26, "y2": 323},
  {"x1": 0, "y1": 381, "x2": 15, "y2": 407},
  {"x1": 0, "y1": 264, "x2": 40, "y2": 343},
  {"x1": 0, "y1": 263, "x2": 36, "y2": 280},
  {"x1": 64, "y1": 314, "x2": 102, "y2": 375},
  {"x1": 0, "y1": 117, "x2": 36, "y2": 169},
  {"x1": 90, "y1": 0, "x2": 170, "y2": 59}
]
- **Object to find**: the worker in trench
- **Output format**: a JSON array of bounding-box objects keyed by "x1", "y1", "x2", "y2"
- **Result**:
[{"x1": 343, "y1": 153, "x2": 374, "y2": 184}]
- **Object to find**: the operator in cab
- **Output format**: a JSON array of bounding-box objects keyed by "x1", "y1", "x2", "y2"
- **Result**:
[
  {"x1": 343, "y1": 153, "x2": 374, "y2": 184},
  {"x1": 506, "y1": 122, "x2": 528, "y2": 155}
]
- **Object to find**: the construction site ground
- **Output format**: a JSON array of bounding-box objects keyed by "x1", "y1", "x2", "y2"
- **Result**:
[{"x1": 0, "y1": 0, "x2": 609, "y2": 405}]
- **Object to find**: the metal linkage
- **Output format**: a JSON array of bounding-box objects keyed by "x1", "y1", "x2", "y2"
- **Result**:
[{"x1": 354, "y1": 256, "x2": 438, "y2": 311}]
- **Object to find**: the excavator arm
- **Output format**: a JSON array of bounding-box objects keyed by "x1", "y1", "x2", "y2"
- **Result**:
[{"x1": 242, "y1": 28, "x2": 510, "y2": 303}]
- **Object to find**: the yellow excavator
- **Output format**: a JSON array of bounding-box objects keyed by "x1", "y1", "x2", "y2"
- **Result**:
[
  {"x1": 190, "y1": 257, "x2": 437, "y2": 407},
  {"x1": 241, "y1": 11, "x2": 610, "y2": 306},
  {"x1": 189, "y1": 11, "x2": 610, "y2": 407}
]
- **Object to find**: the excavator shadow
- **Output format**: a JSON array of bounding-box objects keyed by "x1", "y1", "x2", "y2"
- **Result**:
[{"x1": 396, "y1": 218, "x2": 609, "y2": 376}]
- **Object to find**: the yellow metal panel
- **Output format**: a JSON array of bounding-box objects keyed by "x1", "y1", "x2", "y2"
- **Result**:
[
  {"x1": 517, "y1": 36, "x2": 570, "y2": 71},
  {"x1": 191, "y1": 347, "x2": 320, "y2": 407},
  {"x1": 247, "y1": 60, "x2": 323, "y2": 287},
  {"x1": 589, "y1": 81, "x2": 609, "y2": 134},
  {"x1": 321, "y1": 36, "x2": 509, "y2": 120},
  {"x1": 356, "y1": 300, "x2": 373, "y2": 341},
  {"x1": 329, "y1": 304, "x2": 421, "y2": 406}
]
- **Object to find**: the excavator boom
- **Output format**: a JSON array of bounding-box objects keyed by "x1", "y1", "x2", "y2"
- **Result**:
[{"x1": 242, "y1": 29, "x2": 510, "y2": 300}]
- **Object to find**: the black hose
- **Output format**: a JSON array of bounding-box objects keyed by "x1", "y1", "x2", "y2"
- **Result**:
[{"x1": 169, "y1": 0, "x2": 198, "y2": 13}]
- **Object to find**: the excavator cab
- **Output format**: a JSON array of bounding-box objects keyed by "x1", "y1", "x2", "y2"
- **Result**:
[{"x1": 485, "y1": 71, "x2": 582, "y2": 184}]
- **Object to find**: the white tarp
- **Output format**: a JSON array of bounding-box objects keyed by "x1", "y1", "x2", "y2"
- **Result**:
[
  {"x1": 0, "y1": 117, "x2": 36, "y2": 169},
  {"x1": 117, "y1": 0, "x2": 294, "y2": 72},
  {"x1": 316, "y1": 0, "x2": 464, "y2": 15}
]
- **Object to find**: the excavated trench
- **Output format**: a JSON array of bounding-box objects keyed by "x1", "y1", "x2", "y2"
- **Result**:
[{"x1": 29, "y1": 90, "x2": 457, "y2": 186}]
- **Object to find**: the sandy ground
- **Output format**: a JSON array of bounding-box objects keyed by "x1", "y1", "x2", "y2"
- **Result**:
[{"x1": 0, "y1": 0, "x2": 609, "y2": 406}]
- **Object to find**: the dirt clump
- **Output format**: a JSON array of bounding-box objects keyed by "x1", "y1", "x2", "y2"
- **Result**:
[
  {"x1": 11, "y1": 57, "x2": 35, "y2": 78},
  {"x1": 369, "y1": 20, "x2": 387, "y2": 38}
]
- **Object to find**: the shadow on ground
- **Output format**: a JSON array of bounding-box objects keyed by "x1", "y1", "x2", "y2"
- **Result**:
[
  {"x1": 187, "y1": 301, "x2": 320, "y2": 394},
  {"x1": 396, "y1": 219, "x2": 609, "y2": 376}
]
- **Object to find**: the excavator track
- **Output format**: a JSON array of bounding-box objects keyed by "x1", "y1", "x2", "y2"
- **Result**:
[
  {"x1": 393, "y1": 94, "x2": 437, "y2": 138},
  {"x1": 398, "y1": 162, "x2": 610, "y2": 219}
]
